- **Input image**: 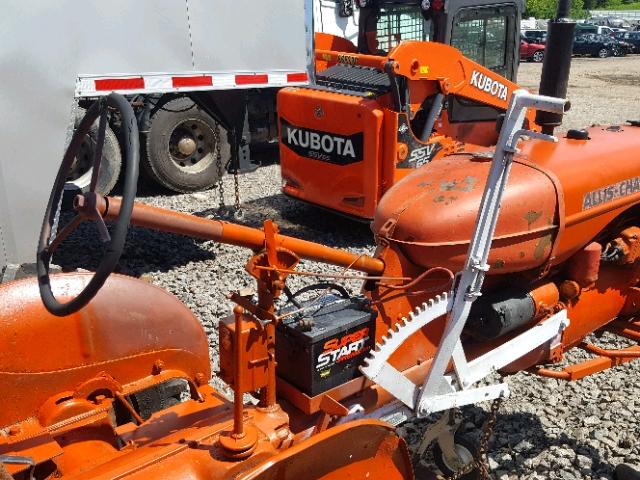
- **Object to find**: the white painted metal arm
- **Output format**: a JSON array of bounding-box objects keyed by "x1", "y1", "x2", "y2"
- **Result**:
[
  {"x1": 357, "y1": 90, "x2": 570, "y2": 419},
  {"x1": 416, "y1": 90, "x2": 568, "y2": 416}
]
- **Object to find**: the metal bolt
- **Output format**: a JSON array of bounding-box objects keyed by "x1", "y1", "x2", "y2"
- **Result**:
[
  {"x1": 177, "y1": 137, "x2": 197, "y2": 156},
  {"x1": 152, "y1": 359, "x2": 165, "y2": 375}
]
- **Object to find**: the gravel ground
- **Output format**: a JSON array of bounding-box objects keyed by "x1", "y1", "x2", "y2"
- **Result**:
[
  {"x1": 518, "y1": 55, "x2": 640, "y2": 131},
  {"x1": 53, "y1": 56, "x2": 640, "y2": 479}
]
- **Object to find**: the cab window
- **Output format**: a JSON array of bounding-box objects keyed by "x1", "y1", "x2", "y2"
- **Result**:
[
  {"x1": 375, "y1": 4, "x2": 428, "y2": 53},
  {"x1": 447, "y1": 5, "x2": 517, "y2": 123},
  {"x1": 450, "y1": 5, "x2": 517, "y2": 79}
]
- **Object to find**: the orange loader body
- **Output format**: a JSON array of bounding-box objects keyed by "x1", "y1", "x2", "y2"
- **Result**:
[{"x1": 279, "y1": 37, "x2": 534, "y2": 220}]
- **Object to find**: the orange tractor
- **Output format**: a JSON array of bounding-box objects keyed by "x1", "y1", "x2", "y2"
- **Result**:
[
  {"x1": 279, "y1": 0, "x2": 530, "y2": 220},
  {"x1": 2, "y1": 3, "x2": 640, "y2": 479}
]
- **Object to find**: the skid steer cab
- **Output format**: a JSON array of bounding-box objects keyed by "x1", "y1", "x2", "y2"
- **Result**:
[{"x1": 279, "y1": 0, "x2": 524, "y2": 220}]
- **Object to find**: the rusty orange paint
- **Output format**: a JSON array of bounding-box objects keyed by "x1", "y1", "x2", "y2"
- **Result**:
[
  {"x1": 4, "y1": 90, "x2": 640, "y2": 479},
  {"x1": 100, "y1": 196, "x2": 385, "y2": 275},
  {"x1": 0, "y1": 274, "x2": 414, "y2": 479}
]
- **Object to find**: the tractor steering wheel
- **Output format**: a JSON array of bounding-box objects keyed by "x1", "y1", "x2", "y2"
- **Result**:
[{"x1": 37, "y1": 93, "x2": 139, "y2": 316}]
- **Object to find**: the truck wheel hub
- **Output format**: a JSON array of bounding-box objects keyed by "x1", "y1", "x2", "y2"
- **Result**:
[
  {"x1": 177, "y1": 136, "x2": 197, "y2": 156},
  {"x1": 168, "y1": 120, "x2": 214, "y2": 172}
]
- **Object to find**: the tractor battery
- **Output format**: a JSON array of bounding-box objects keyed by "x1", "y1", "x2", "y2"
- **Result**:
[{"x1": 276, "y1": 293, "x2": 376, "y2": 397}]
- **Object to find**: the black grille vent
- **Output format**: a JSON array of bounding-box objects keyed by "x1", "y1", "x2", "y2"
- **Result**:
[{"x1": 315, "y1": 64, "x2": 391, "y2": 97}]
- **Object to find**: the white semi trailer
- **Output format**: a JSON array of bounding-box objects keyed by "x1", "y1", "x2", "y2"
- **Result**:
[{"x1": 0, "y1": 0, "x2": 313, "y2": 277}]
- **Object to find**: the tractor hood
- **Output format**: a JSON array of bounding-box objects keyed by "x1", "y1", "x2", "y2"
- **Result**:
[
  {"x1": 374, "y1": 125, "x2": 640, "y2": 276},
  {"x1": 373, "y1": 153, "x2": 559, "y2": 274}
]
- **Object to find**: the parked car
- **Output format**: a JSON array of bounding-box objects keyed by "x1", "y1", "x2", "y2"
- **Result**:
[
  {"x1": 611, "y1": 37, "x2": 634, "y2": 55},
  {"x1": 520, "y1": 37, "x2": 545, "y2": 62},
  {"x1": 597, "y1": 25, "x2": 617, "y2": 36},
  {"x1": 522, "y1": 29, "x2": 547, "y2": 44},
  {"x1": 573, "y1": 33, "x2": 617, "y2": 58},
  {"x1": 588, "y1": 16, "x2": 632, "y2": 29},
  {"x1": 615, "y1": 31, "x2": 640, "y2": 52},
  {"x1": 575, "y1": 24, "x2": 616, "y2": 37}
]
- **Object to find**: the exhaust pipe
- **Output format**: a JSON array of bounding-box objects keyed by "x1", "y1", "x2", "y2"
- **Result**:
[{"x1": 535, "y1": 0, "x2": 576, "y2": 134}]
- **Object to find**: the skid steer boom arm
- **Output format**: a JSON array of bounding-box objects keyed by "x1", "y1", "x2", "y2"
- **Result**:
[{"x1": 316, "y1": 41, "x2": 525, "y2": 115}]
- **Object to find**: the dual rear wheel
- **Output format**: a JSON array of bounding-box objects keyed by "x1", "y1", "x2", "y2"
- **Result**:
[
  {"x1": 143, "y1": 97, "x2": 230, "y2": 193},
  {"x1": 65, "y1": 97, "x2": 229, "y2": 196}
]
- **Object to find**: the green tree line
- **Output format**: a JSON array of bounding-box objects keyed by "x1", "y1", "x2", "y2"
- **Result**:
[{"x1": 525, "y1": 0, "x2": 638, "y2": 18}]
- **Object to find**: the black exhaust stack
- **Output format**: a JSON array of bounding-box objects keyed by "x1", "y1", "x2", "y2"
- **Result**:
[{"x1": 535, "y1": 0, "x2": 576, "y2": 134}]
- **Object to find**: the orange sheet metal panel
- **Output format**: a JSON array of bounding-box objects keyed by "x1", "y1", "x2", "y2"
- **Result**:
[
  {"x1": 373, "y1": 153, "x2": 558, "y2": 273},
  {"x1": 0, "y1": 273, "x2": 210, "y2": 429},
  {"x1": 279, "y1": 86, "x2": 384, "y2": 219},
  {"x1": 240, "y1": 420, "x2": 414, "y2": 480}
]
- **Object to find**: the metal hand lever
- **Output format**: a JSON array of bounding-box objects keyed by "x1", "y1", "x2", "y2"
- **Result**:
[
  {"x1": 516, "y1": 130, "x2": 558, "y2": 144},
  {"x1": 511, "y1": 90, "x2": 569, "y2": 115},
  {"x1": 507, "y1": 91, "x2": 569, "y2": 148},
  {"x1": 416, "y1": 89, "x2": 569, "y2": 416}
]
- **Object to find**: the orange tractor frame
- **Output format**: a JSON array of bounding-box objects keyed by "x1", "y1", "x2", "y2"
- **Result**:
[{"x1": 2, "y1": 5, "x2": 640, "y2": 479}]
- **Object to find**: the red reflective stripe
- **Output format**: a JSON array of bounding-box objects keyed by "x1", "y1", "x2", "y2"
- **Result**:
[
  {"x1": 287, "y1": 72, "x2": 308, "y2": 82},
  {"x1": 94, "y1": 77, "x2": 145, "y2": 91},
  {"x1": 172, "y1": 75, "x2": 213, "y2": 88},
  {"x1": 235, "y1": 74, "x2": 269, "y2": 85}
]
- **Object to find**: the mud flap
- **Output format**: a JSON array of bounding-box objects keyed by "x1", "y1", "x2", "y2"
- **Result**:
[{"x1": 238, "y1": 420, "x2": 414, "y2": 480}]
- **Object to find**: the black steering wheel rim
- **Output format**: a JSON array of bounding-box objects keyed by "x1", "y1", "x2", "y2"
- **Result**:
[{"x1": 37, "y1": 93, "x2": 139, "y2": 316}]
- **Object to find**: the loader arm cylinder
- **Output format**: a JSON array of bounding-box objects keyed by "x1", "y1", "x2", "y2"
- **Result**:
[
  {"x1": 100, "y1": 196, "x2": 385, "y2": 275},
  {"x1": 420, "y1": 92, "x2": 446, "y2": 142},
  {"x1": 315, "y1": 43, "x2": 525, "y2": 116},
  {"x1": 315, "y1": 49, "x2": 387, "y2": 70}
]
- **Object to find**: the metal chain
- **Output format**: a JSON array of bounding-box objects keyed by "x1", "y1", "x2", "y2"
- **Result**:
[
  {"x1": 213, "y1": 122, "x2": 226, "y2": 211},
  {"x1": 233, "y1": 166, "x2": 243, "y2": 220},
  {"x1": 213, "y1": 121, "x2": 244, "y2": 219},
  {"x1": 443, "y1": 396, "x2": 503, "y2": 480}
]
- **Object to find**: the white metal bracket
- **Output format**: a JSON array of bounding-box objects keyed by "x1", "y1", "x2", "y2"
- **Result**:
[{"x1": 415, "y1": 90, "x2": 568, "y2": 416}]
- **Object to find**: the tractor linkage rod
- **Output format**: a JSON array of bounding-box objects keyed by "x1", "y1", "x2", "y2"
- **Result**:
[{"x1": 92, "y1": 195, "x2": 385, "y2": 275}]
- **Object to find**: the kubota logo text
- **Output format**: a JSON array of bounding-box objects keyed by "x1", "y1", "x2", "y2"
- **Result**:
[
  {"x1": 316, "y1": 327, "x2": 370, "y2": 369},
  {"x1": 469, "y1": 70, "x2": 508, "y2": 101},
  {"x1": 287, "y1": 128, "x2": 356, "y2": 158},
  {"x1": 280, "y1": 118, "x2": 364, "y2": 165}
]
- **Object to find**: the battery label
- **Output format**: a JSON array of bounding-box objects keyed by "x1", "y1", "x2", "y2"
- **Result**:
[{"x1": 316, "y1": 327, "x2": 371, "y2": 371}]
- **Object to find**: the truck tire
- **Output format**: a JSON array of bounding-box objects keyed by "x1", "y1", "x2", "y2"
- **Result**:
[
  {"x1": 65, "y1": 107, "x2": 122, "y2": 196},
  {"x1": 144, "y1": 97, "x2": 229, "y2": 193}
]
